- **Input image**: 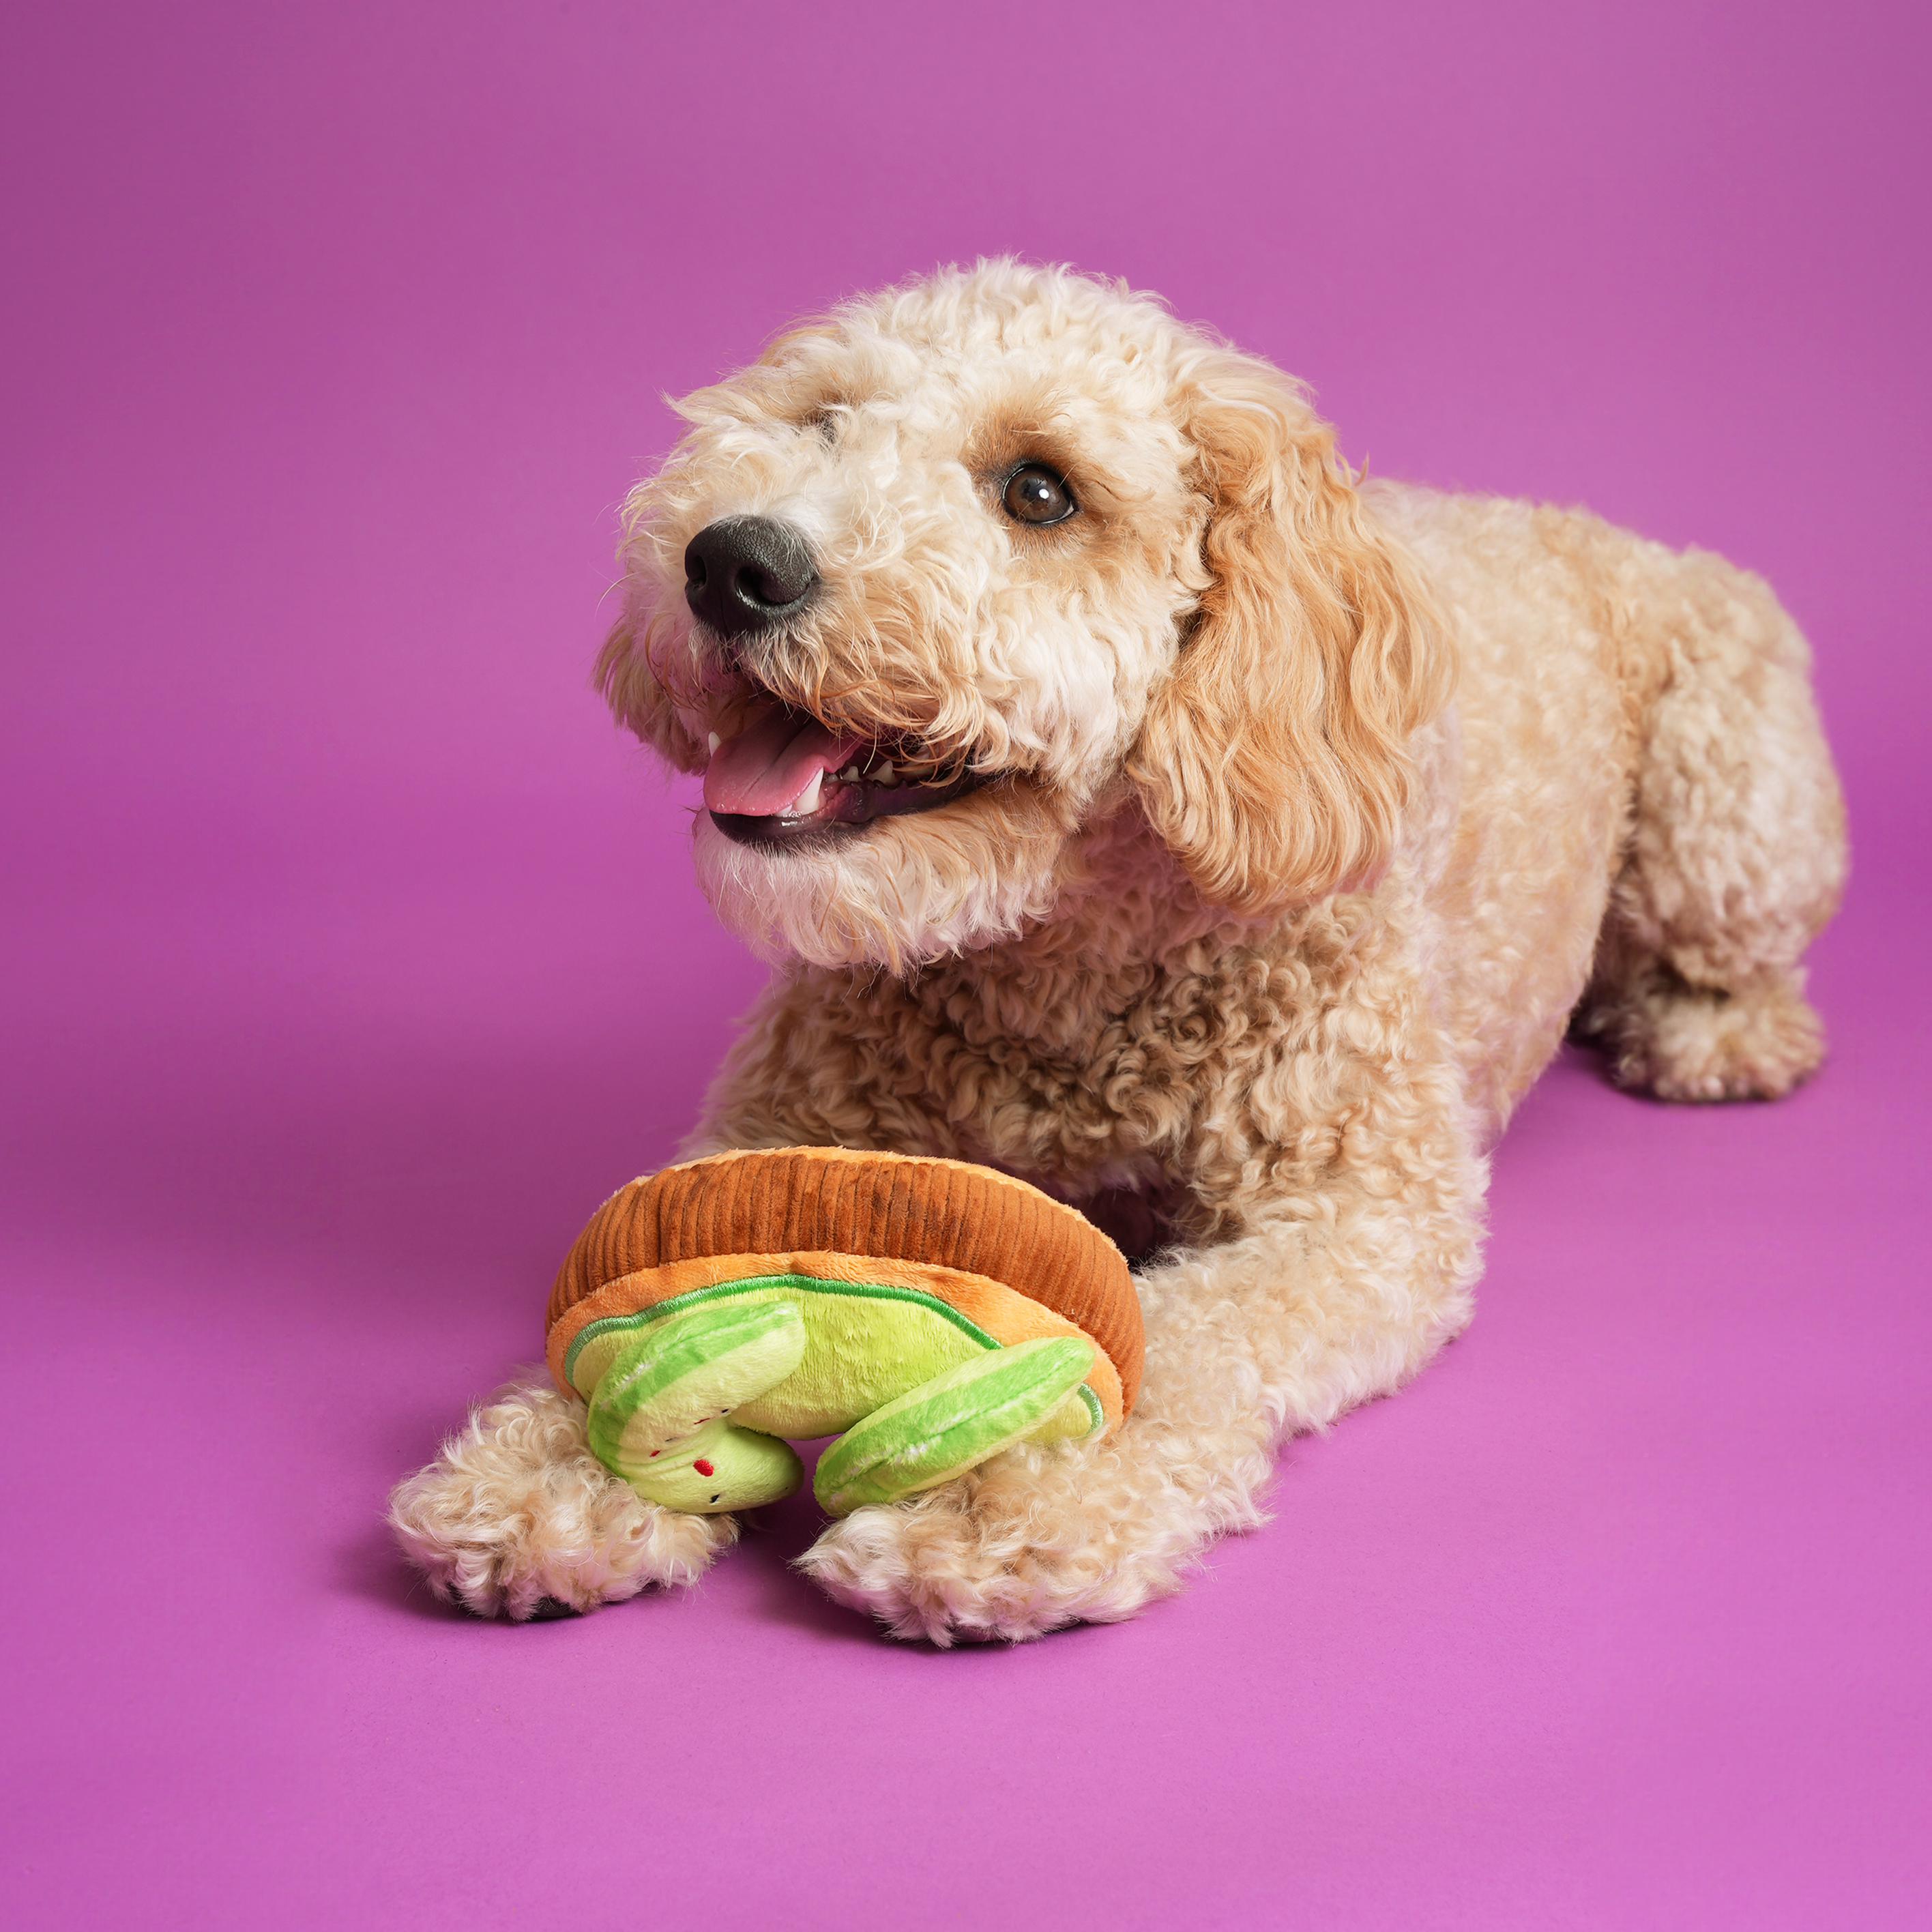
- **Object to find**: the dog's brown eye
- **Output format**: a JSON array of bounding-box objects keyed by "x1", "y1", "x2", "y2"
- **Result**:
[{"x1": 1001, "y1": 463, "x2": 1075, "y2": 526}]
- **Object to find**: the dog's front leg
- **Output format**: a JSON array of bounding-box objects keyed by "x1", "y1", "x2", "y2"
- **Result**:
[
  {"x1": 387, "y1": 1009, "x2": 947, "y2": 1618},
  {"x1": 388, "y1": 1371, "x2": 740, "y2": 1620},
  {"x1": 800, "y1": 1136, "x2": 1482, "y2": 1644}
]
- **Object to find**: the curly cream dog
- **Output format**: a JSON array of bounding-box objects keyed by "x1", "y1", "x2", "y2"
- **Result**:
[{"x1": 391, "y1": 261, "x2": 1845, "y2": 1641}]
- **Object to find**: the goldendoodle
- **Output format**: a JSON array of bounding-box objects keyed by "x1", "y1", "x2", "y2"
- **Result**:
[{"x1": 391, "y1": 260, "x2": 1845, "y2": 1641}]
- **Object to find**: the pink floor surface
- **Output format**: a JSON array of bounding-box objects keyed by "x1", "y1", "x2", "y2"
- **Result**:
[{"x1": 5, "y1": 5, "x2": 1927, "y2": 1926}]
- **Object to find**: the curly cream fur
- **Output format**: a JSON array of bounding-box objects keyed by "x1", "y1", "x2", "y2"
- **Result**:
[
  {"x1": 389, "y1": 1373, "x2": 737, "y2": 1619},
  {"x1": 393, "y1": 261, "x2": 1845, "y2": 1639}
]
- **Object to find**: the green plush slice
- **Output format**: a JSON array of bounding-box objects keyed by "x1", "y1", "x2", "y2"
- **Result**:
[
  {"x1": 587, "y1": 1299, "x2": 806, "y2": 1512},
  {"x1": 813, "y1": 1335, "x2": 1096, "y2": 1517}
]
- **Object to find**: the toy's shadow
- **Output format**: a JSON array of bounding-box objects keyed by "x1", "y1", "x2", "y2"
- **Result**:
[{"x1": 733, "y1": 1441, "x2": 888, "y2": 1645}]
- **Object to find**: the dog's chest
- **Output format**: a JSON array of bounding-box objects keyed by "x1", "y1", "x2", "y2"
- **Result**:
[{"x1": 834, "y1": 916, "x2": 1367, "y2": 1184}]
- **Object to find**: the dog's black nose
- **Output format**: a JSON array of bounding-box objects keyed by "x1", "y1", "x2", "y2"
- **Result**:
[{"x1": 684, "y1": 516, "x2": 817, "y2": 639}]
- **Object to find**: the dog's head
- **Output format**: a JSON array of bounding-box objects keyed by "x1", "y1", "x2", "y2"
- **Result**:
[{"x1": 601, "y1": 261, "x2": 1451, "y2": 969}]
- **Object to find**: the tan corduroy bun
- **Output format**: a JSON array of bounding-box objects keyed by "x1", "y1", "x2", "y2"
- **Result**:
[{"x1": 546, "y1": 1147, "x2": 1144, "y2": 1420}]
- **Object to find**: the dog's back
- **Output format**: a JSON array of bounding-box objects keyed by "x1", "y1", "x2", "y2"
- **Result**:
[{"x1": 1373, "y1": 480, "x2": 1844, "y2": 1131}]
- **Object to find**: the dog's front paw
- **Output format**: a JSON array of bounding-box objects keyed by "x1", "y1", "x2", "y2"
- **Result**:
[
  {"x1": 797, "y1": 1424, "x2": 1255, "y2": 1645},
  {"x1": 389, "y1": 1371, "x2": 738, "y2": 1620}
]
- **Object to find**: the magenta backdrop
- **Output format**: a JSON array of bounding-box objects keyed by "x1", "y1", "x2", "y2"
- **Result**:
[{"x1": 3, "y1": 3, "x2": 1927, "y2": 1927}]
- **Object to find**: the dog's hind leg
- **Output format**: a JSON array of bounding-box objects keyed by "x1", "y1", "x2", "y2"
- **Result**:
[
  {"x1": 389, "y1": 1371, "x2": 737, "y2": 1620},
  {"x1": 1572, "y1": 549, "x2": 1846, "y2": 1101}
]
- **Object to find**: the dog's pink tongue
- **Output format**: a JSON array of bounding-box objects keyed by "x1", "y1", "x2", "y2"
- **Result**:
[{"x1": 703, "y1": 701, "x2": 868, "y2": 816}]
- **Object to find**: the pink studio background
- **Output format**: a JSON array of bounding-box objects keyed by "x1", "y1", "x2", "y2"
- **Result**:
[{"x1": 3, "y1": 3, "x2": 1927, "y2": 1927}]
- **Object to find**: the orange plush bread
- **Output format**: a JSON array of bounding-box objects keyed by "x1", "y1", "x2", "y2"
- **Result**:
[{"x1": 546, "y1": 1147, "x2": 1143, "y2": 1516}]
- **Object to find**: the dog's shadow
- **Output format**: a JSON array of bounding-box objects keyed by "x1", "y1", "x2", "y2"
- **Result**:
[{"x1": 338, "y1": 1515, "x2": 473, "y2": 1624}]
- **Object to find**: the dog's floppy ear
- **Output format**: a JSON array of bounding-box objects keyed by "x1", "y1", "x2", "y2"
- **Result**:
[{"x1": 1127, "y1": 348, "x2": 1452, "y2": 913}]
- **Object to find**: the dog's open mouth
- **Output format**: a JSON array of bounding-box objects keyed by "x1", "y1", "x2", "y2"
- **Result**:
[{"x1": 701, "y1": 692, "x2": 994, "y2": 849}]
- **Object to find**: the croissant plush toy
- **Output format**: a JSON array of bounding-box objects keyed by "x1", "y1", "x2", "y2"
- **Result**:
[{"x1": 544, "y1": 1147, "x2": 1144, "y2": 1517}]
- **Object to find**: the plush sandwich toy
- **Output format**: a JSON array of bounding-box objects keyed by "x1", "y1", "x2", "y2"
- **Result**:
[{"x1": 546, "y1": 1147, "x2": 1143, "y2": 1517}]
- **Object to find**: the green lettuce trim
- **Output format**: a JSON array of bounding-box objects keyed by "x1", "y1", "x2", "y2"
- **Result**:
[
  {"x1": 564, "y1": 1274, "x2": 1107, "y2": 1439},
  {"x1": 564, "y1": 1274, "x2": 1000, "y2": 1386}
]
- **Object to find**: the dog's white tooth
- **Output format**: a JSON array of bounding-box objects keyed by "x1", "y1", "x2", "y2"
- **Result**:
[
  {"x1": 874, "y1": 761, "x2": 894, "y2": 786},
  {"x1": 787, "y1": 770, "x2": 823, "y2": 817},
  {"x1": 707, "y1": 732, "x2": 721, "y2": 755},
  {"x1": 840, "y1": 765, "x2": 860, "y2": 782}
]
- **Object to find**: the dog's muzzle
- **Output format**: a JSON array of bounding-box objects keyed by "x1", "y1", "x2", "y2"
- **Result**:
[{"x1": 684, "y1": 515, "x2": 998, "y2": 850}]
